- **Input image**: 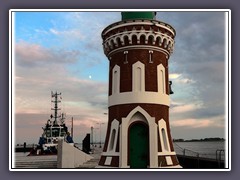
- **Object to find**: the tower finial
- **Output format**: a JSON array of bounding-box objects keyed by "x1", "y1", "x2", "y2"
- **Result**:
[{"x1": 121, "y1": 12, "x2": 156, "y2": 21}]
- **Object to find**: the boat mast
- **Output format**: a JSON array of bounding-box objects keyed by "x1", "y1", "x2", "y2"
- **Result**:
[{"x1": 51, "y1": 91, "x2": 61, "y2": 125}]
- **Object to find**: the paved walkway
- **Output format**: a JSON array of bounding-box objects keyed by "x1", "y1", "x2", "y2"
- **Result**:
[
  {"x1": 15, "y1": 153, "x2": 57, "y2": 169},
  {"x1": 77, "y1": 147, "x2": 102, "y2": 168},
  {"x1": 14, "y1": 146, "x2": 103, "y2": 169}
]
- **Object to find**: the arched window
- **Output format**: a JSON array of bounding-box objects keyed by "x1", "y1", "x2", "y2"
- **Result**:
[
  {"x1": 161, "y1": 70, "x2": 164, "y2": 92},
  {"x1": 124, "y1": 36, "x2": 129, "y2": 45},
  {"x1": 157, "y1": 64, "x2": 166, "y2": 94},
  {"x1": 136, "y1": 67, "x2": 141, "y2": 91},
  {"x1": 158, "y1": 119, "x2": 171, "y2": 152},
  {"x1": 109, "y1": 129, "x2": 116, "y2": 151},
  {"x1": 132, "y1": 35, "x2": 138, "y2": 44},
  {"x1": 161, "y1": 128, "x2": 169, "y2": 151},
  {"x1": 110, "y1": 39, "x2": 115, "y2": 49},
  {"x1": 163, "y1": 39, "x2": 168, "y2": 48},
  {"x1": 124, "y1": 51, "x2": 128, "y2": 64},
  {"x1": 113, "y1": 71, "x2": 118, "y2": 93},
  {"x1": 116, "y1": 37, "x2": 121, "y2": 47},
  {"x1": 107, "y1": 119, "x2": 119, "y2": 152},
  {"x1": 133, "y1": 61, "x2": 145, "y2": 92},
  {"x1": 140, "y1": 35, "x2": 145, "y2": 44},
  {"x1": 112, "y1": 65, "x2": 120, "y2": 94},
  {"x1": 148, "y1": 35, "x2": 154, "y2": 44}
]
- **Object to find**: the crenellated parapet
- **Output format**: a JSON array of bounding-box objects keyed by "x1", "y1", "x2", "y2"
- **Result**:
[{"x1": 102, "y1": 19, "x2": 176, "y2": 57}]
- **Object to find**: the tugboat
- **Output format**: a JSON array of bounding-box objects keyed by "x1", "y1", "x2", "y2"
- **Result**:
[{"x1": 29, "y1": 91, "x2": 73, "y2": 155}]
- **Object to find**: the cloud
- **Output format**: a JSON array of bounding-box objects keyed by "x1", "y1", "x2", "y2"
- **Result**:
[
  {"x1": 171, "y1": 119, "x2": 213, "y2": 128},
  {"x1": 34, "y1": 29, "x2": 49, "y2": 34},
  {"x1": 171, "y1": 115, "x2": 225, "y2": 128},
  {"x1": 14, "y1": 40, "x2": 108, "y2": 117},
  {"x1": 169, "y1": 73, "x2": 181, "y2": 79},
  {"x1": 49, "y1": 28, "x2": 85, "y2": 40},
  {"x1": 171, "y1": 103, "x2": 203, "y2": 113},
  {"x1": 15, "y1": 75, "x2": 108, "y2": 114},
  {"x1": 166, "y1": 12, "x2": 226, "y2": 138},
  {"x1": 13, "y1": 11, "x2": 228, "y2": 143},
  {"x1": 15, "y1": 41, "x2": 80, "y2": 67},
  {"x1": 174, "y1": 77, "x2": 196, "y2": 84},
  {"x1": 63, "y1": 12, "x2": 119, "y2": 51}
]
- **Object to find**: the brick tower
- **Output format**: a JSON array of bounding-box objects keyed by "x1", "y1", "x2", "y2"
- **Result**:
[{"x1": 98, "y1": 12, "x2": 181, "y2": 168}]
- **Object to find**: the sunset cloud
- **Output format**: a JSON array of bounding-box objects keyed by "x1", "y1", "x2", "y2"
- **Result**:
[
  {"x1": 12, "y1": 11, "x2": 228, "y2": 143},
  {"x1": 171, "y1": 115, "x2": 225, "y2": 128},
  {"x1": 169, "y1": 73, "x2": 181, "y2": 79},
  {"x1": 171, "y1": 103, "x2": 203, "y2": 113},
  {"x1": 15, "y1": 41, "x2": 80, "y2": 67},
  {"x1": 171, "y1": 119, "x2": 213, "y2": 128}
]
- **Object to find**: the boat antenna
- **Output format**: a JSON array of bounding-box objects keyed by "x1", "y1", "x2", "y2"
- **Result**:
[{"x1": 51, "y1": 91, "x2": 61, "y2": 125}]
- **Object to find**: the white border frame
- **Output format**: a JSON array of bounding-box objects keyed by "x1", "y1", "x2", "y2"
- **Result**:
[{"x1": 9, "y1": 9, "x2": 231, "y2": 172}]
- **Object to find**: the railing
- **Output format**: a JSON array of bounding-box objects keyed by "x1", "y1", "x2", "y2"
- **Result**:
[
  {"x1": 173, "y1": 142, "x2": 225, "y2": 168},
  {"x1": 216, "y1": 149, "x2": 225, "y2": 167}
]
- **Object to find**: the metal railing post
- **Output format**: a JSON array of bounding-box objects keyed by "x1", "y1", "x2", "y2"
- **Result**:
[{"x1": 197, "y1": 153, "x2": 200, "y2": 168}]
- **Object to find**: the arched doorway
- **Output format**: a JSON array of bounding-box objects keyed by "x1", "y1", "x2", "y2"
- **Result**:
[{"x1": 129, "y1": 122, "x2": 149, "y2": 168}]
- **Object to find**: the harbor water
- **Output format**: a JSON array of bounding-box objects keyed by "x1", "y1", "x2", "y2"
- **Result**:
[{"x1": 173, "y1": 141, "x2": 225, "y2": 160}]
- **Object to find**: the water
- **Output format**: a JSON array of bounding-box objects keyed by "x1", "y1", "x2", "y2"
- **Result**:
[{"x1": 173, "y1": 141, "x2": 225, "y2": 160}]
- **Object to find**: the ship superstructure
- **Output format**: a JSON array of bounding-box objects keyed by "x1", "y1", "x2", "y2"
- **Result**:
[{"x1": 30, "y1": 91, "x2": 72, "y2": 155}]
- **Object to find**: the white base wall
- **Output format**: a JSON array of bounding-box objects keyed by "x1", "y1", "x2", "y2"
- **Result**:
[{"x1": 57, "y1": 140, "x2": 93, "y2": 168}]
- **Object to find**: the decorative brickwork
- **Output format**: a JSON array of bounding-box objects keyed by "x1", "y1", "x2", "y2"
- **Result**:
[{"x1": 98, "y1": 13, "x2": 181, "y2": 168}]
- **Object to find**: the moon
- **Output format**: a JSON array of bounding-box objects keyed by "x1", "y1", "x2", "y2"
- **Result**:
[{"x1": 89, "y1": 75, "x2": 92, "y2": 79}]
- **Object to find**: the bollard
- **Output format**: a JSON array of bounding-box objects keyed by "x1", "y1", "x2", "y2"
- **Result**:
[{"x1": 23, "y1": 142, "x2": 26, "y2": 153}]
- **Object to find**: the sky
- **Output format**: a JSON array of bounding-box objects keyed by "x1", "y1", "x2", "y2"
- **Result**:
[{"x1": 12, "y1": 10, "x2": 229, "y2": 145}]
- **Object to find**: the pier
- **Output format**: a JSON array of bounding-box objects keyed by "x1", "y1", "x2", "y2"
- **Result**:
[
  {"x1": 14, "y1": 140, "x2": 225, "y2": 169},
  {"x1": 15, "y1": 154, "x2": 57, "y2": 168},
  {"x1": 14, "y1": 150, "x2": 225, "y2": 169}
]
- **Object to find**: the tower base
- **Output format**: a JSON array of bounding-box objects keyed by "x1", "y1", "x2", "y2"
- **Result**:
[{"x1": 95, "y1": 165, "x2": 182, "y2": 169}]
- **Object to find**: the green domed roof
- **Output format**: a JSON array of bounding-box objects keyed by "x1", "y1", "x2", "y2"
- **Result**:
[{"x1": 121, "y1": 12, "x2": 156, "y2": 20}]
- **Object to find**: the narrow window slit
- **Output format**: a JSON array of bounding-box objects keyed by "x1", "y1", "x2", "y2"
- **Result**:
[
  {"x1": 124, "y1": 51, "x2": 128, "y2": 64},
  {"x1": 149, "y1": 50, "x2": 153, "y2": 63}
]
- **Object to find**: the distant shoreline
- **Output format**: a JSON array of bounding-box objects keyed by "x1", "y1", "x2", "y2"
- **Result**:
[{"x1": 173, "y1": 137, "x2": 225, "y2": 142}]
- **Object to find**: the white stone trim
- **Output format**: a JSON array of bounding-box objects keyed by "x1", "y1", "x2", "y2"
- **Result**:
[
  {"x1": 104, "y1": 157, "x2": 112, "y2": 165},
  {"x1": 132, "y1": 61, "x2": 145, "y2": 92},
  {"x1": 107, "y1": 119, "x2": 119, "y2": 152},
  {"x1": 108, "y1": 91, "x2": 170, "y2": 107},
  {"x1": 158, "y1": 119, "x2": 171, "y2": 153},
  {"x1": 158, "y1": 165, "x2": 182, "y2": 168},
  {"x1": 107, "y1": 45, "x2": 169, "y2": 57},
  {"x1": 101, "y1": 151, "x2": 120, "y2": 156},
  {"x1": 157, "y1": 64, "x2": 166, "y2": 94},
  {"x1": 95, "y1": 165, "x2": 121, "y2": 168},
  {"x1": 166, "y1": 156, "x2": 173, "y2": 165},
  {"x1": 120, "y1": 106, "x2": 158, "y2": 168},
  {"x1": 103, "y1": 27, "x2": 174, "y2": 55},
  {"x1": 104, "y1": 30, "x2": 174, "y2": 48},
  {"x1": 119, "y1": 124, "x2": 123, "y2": 167},
  {"x1": 112, "y1": 65, "x2": 120, "y2": 94},
  {"x1": 149, "y1": 50, "x2": 153, "y2": 63},
  {"x1": 157, "y1": 151, "x2": 176, "y2": 156},
  {"x1": 103, "y1": 21, "x2": 175, "y2": 37},
  {"x1": 123, "y1": 50, "x2": 128, "y2": 64}
]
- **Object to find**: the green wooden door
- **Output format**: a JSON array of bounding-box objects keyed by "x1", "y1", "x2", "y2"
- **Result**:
[{"x1": 129, "y1": 123, "x2": 149, "y2": 168}]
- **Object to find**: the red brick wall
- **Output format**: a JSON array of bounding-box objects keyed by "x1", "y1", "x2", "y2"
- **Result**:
[
  {"x1": 100, "y1": 22, "x2": 177, "y2": 167},
  {"x1": 103, "y1": 104, "x2": 174, "y2": 152},
  {"x1": 109, "y1": 49, "x2": 169, "y2": 96}
]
